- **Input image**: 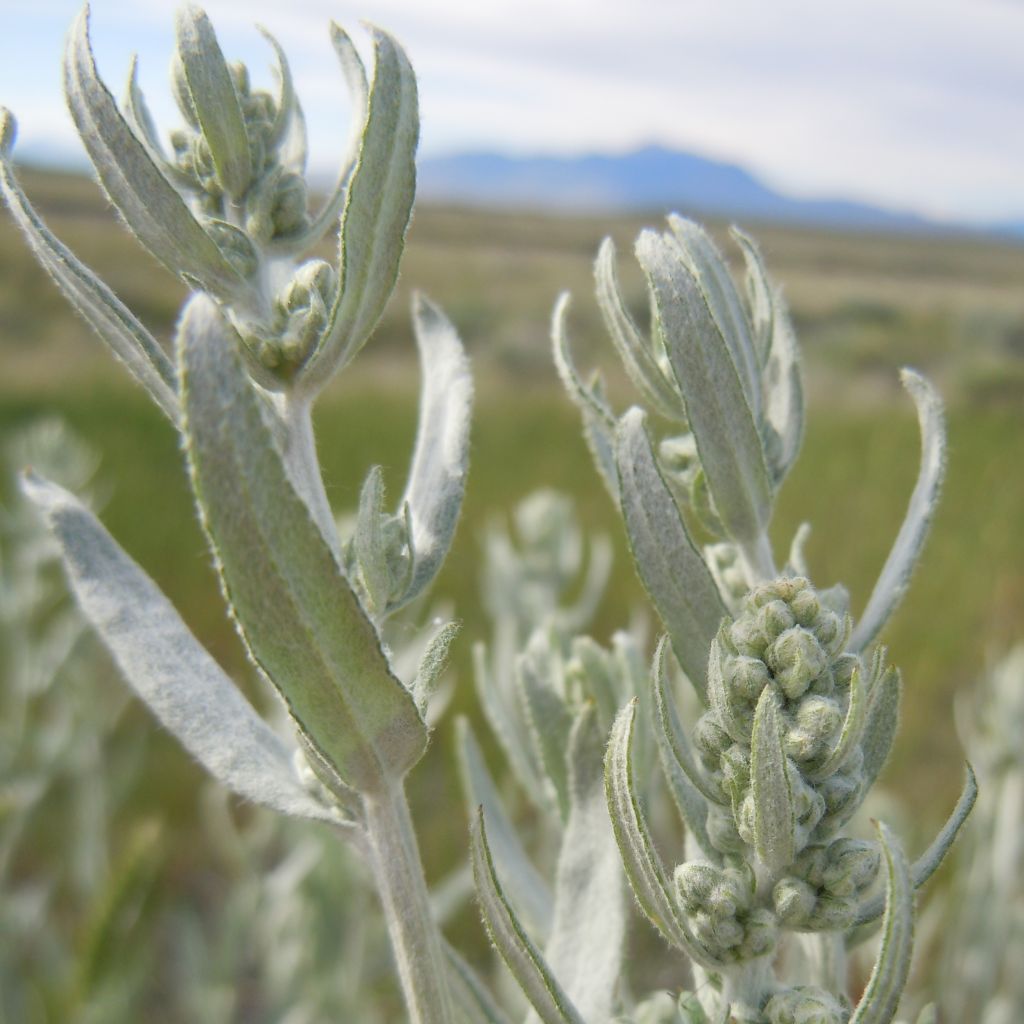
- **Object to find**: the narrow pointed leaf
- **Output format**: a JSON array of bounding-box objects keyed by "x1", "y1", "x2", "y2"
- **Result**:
[
  {"x1": 303, "y1": 27, "x2": 417, "y2": 389},
  {"x1": 855, "y1": 765, "x2": 976, "y2": 926},
  {"x1": 538, "y1": 705, "x2": 625, "y2": 1022},
  {"x1": 0, "y1": 112, "x2": 177, "y2": 421},
  {"x1": 616, "y1": 408, "x2": 726, "y2": 700},
  {"x1": 852, "y1": 371, "x2": 945, "y2": 651},
  {"x1": 354, "y1": 465, "x2": 391, "y2": 613},
  {"x1": 295, "y1": 22, "x2": 368, "y2": 245},
  {"x1": 456, "y1": 718, "x2": 553, "y2": 938},
  {"x1": 751, "y1": 686, "x2": 796, "y2": 874},
  {"x1": 21, "y1": 474, "x2": 349, "y2": 829},
  {"x1": 175, "y1": 6, "x2": 251, "y2": 199},
  {"x1": 517, "y1": 635, "x2": 574, "y2": 820},
  {"x1": 63, "y1": 9, "x2": 247, "y2": 300},
  {"x1": 605, "y1": 701, "x2": 721, "y2": 969},
  {"x1": 412, "y1": 620, "x2": 460, "y2": 716},
  {"x1": 651, "y1": 642, "x2": 722, "y2": 863},
  {"x1": 667, "y1": 215, "x2": 760, "y2": 417},
  {"x1": 393, "y1": 294, "x2": 472, "y2": 608},
  {"x1": 861, "y1": 666, "x2": 902, "y2": 790},
  {"x1": 787, "y1": 522, "x2": 812, "y2": 577},
  {"x1": 730, "y1": 225, "x2": 773, "y2": 361},
  {"x1": 552, "y1": 292, "x2": 619, "y2": 499},
  {"x1": 637, "y1": 229, "x2": 771, "y2": 543},
  {"x1": 849, "y1": 822, "x2": 914, "y2": 1024},
  {"x1": 179, "y1": 295, "x2": 426, "y2": 792},
  {"x1": 808, "y1": 664, "x2": 866, "y2": 782},
  {"x1": 595, "y1": 237, "x2": 682, "y2": 421},
  {"x1": 257, "y1": 26, "x2": 296, "y2": 150},
  {"x1": 471, "y1": 810, "x2": 586, "y2": 1024}
]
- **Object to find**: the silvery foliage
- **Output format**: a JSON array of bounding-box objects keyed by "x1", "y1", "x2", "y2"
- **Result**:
[
  {"x1": 1, "y1": 7, "x2": 472, "y2": 1022},
  {"x1": 0, "y1": 420, "x2": 159, "y2": 1021},
  {"x1": 479, "y1": 219, "x2": 980, "y2": 1023},
  {"x1": 924, "y1": 647, "x2": 1024, "y2": 1024},
  {"x1": 464, "y1": 491, "x2": 653, "y2": 1021}
]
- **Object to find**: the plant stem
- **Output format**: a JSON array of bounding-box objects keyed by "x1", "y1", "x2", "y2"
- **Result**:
[{"x1": 362, "y1": 782, "x2": 455, "y2": 1024}]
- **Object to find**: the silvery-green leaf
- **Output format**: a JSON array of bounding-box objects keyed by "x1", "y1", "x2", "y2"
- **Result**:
[
  {"x1": 851, "y1": 371, "x2": 945, "y2": 652},
  {"x1": 730, "y1": 225, "x2": 773, "y2": 362},
  {"x1": 471, "y1": 809, "x2": 586, "y2": 1024},
  {"x1": 456, "y1": 717, "x2": 553, "y2": 937},
  {"x1": 63, "y1": 8, "x2": 249, "y2": 301},
  {"x1": 605, "y1": 700, "x2": 720, "y2": 969},
  {"x1": 302, "y1": 27, "x2": 416, "y2": 391},
  {"x1": 174, "y1": 6, "x2": 251, "y2": 199},
  {"x1": 536, "y1": 704, "x2": 625, "y2": 1023},
  {"x1": 568, "y1": 636, "x2": 620, "y2": 730},
  {"x1": 552, "y1": 292, "x2": 619, "y2": 499},
  {"x1": 124, "y1": 57, "x2": 178, "y2": 174},
  {"x1": 20, "y1": 473, "x2": 350, "y2": 830},
  {"x1": 257, "y1": 26, "x2": 297, "y2": 152},
  {"x1": 354, "y1": 464, "x2": 392, "y2": 614},
  {"x1": 392, "y1": 293, "x2": 472, "y2": 609},
  {"x1": 807, "y1": 663, "x2": 866, "y2": 782},
  {"x1": 651, "y1": 639, "x2": 723, "y2": 861},
  {"x1": 615, "y1": 408, "x2": 726, "y2": 700},
  {"x1": 849, "y1": 822, "x2": 913, "y2": 1024},
  {"x1": 411, "y1": 620, "x2": 460, "y2": 717},
  {"x1": 444, "y1": 940, "x2": 516, "y2": 1024},
  {"x1": 637, "y1": 229, "x2": 772, "y2": 543},
  {"x1": 595, "y1": 237, "x2": 683, "y2": 421},
  {"x1": 294, "y1": 22, "x2": 368, "y2": 246},
  {"x1": 751, "y1": 685, "x2": 796, "y2": 874},
  {"x1": 855, "y1": 765, "x2": 976, "y2": 927},
  {"x1": 179, "y1": 295, "x2": 427, "y2": 792},
  {"x1": 517, "y1": 633, "x2": 574, "y2": 820},
  {"x1": 787, "y1": 523, "x2": 812, "y2": 578},
  {"x1": 666, "y1": 215, "x2": 760, "y2": 418},
  {"x1": 0, "y1": 112, "x2": 178, "y2": 423},
  {"x1": 860, "y1": 665, "x2": 902, "y2": 791}
]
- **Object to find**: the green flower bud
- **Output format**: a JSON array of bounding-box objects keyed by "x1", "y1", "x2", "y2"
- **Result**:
[
  {"x1": 757, "y1": 599, "x2": 795, "y2": 642},
  {"x1": 821, "y1": 838, "x2": 879, "y2": 897},
  {"x1": 730, "y1": 656, "x2": 772, "y2": 701},
  {"x1": 706, "y1": 804, "x2": 746, "y2": 855},
  {"x1": 773, "y1": 876, "x2": 816, "y2": 926},
  {"x1": 785, "y1": 696, "x2": 843, "y2": 765},
  {"x1": 694, "y1": 712, "x2": 731, "y2": 770},
  {"x1": 763, "y1": 986, "x2": 849, "y2": 1024},
  {"x1": 789, "y1": 586, "x2": 820, "y2": 627},
  {"x1": 768, "y1": 627, "x2": 828, "y2": 701}
]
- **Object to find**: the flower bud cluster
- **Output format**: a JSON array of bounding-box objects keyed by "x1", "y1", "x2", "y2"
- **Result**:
[
  {"x1": 772, "y1": 838, "x2": 879, "y2": 931},
  {"x1": 694, "y1": 577, "x2": 874, "y2": 864},
  {"x1": 761, "y1": 985, "x2": 850, "y2": 1024},
  {"x1": 674, "y1": 862, "x2": 776, "y2": 963},
  {"x1": 170, "y1": 58, "x2": 309, "y2": 241}
]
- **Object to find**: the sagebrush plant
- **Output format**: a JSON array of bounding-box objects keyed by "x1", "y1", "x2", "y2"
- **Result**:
[{"x1": 1, "y1": 5, "x2": 979, "y2": 1024}]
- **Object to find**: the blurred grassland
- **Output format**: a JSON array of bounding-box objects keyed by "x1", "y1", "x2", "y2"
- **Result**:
[{"x1": 2, "y1": 164, "x2": 1024, "y2": 872}]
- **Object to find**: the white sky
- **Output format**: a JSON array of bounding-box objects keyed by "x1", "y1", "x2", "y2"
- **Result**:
[{"x1": 1, "y1": 0, "x2": 1022, "y2": 225}]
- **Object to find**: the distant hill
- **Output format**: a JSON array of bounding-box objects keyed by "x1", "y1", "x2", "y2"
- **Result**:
[{"x1": 418, "y1": 144, "x2": 1013, "y2": 236}]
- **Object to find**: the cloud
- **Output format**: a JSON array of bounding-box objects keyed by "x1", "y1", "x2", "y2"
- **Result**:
[{"x1": 3, "y1": 0, "x2": 1022, "y2": 222}]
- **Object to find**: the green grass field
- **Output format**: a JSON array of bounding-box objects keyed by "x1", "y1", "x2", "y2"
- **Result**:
[{"x1": 2, "y1": 166, "x2": 1023, "y2": 1016}]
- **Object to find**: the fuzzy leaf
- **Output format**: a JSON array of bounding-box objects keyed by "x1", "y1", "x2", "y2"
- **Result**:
[
  {"x1": 456, "y1": 717, "x2": 553, "y2": 938},
  {"x1": 751, "y1": 686, "x2": 796, "y2": 874},
  {"x1": 179, "y1": 295, "x2": 426, "y2": 792},
  {"x1": 595, "y1": 237, "x2": 682, "y2": 421},
  {"x1": 21, "y1": 474, "x2": 348, "y2": 828},
  {"x1": 63, "y1": 8, "x2": 248, "y2": 301},
  {"x1": 650, "y1": 639, "x2": 722, "y2": 862},
  {"x1": 257, "y1": 26, "x2": 297, "y2": 153},
  {"x1": 638, "y1": 229, "x2": 772, "y2": 543},
  {"x1": 303, "y1": 26, "x2": 417, "y2": 390},
  {"x1": 394, "y1": 293, "x2": 472, "y2": 609},
  {"x1": 412, "y1": 621, "x2": 460, "y2": 717},
  {"x1": 808, "y1": 663, "x2": 866, "y2": 782},
  {"x1": 855, "y1": 765, "x2": 976, "y2": 927},
  {"x1": 471, "y1": 810, "x2": 586, "y2": 1024},
  {"x1": 552, "y1": 292, "x2": 619, "y2": 499},
  {"x1": 444, "y1": 941, "x2": 516, "y2": 1024},
  {"x1": 850, "y1": 823, "x2": 914, "y2": 1024},
  {"x1": 353, "y1": 465, "x2": 394, "y2": 614},
  {"x1": 667, "y1": 216, "x2": 760, "y2": 417},
  {"x1": 294, "y1": 22, "x2": 368, "y2": 246},
  {"x1": 861, "y1": 666, "x2": 902, "y2": 790},
  {"x1": 616, "y1": 408, "x2": 726, "y2": 700},
  {"x1": 0, "y1": 112, "x2": 177, "y2": 422},
  {"x1": 537, "y1": 704, "x2": 625, "y2": 1023},
  {"x1": 517, "y1": 634, "x2": 574, "y2": 820},
  {"x1": 605, "y1": 700, "x2": 720, "y2": 969},
  {"x1": 174, "y1": 6, "x2": 251, "y2": 199},
  {"x1": 852, "y1": 371, "x2": 945, "y2": 651}
]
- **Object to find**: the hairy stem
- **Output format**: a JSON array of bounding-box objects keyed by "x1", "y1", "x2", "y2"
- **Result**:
[
  {"x1": 738, "y1": 530, "x2": 777, "y2": 587},
  {"x1": 362, "y1": 782, "x2": 455, "y2": 1024}
]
